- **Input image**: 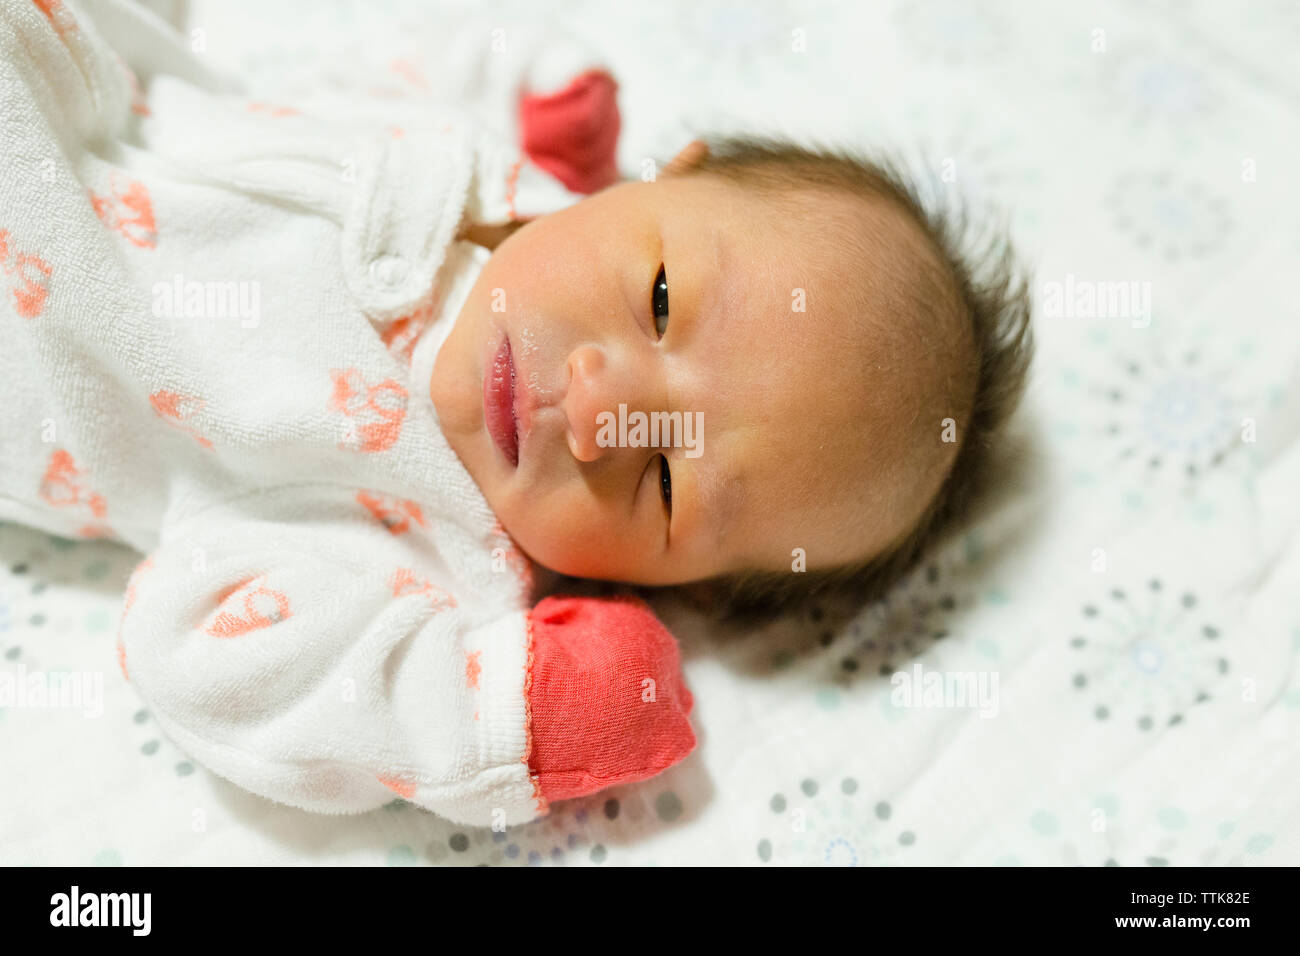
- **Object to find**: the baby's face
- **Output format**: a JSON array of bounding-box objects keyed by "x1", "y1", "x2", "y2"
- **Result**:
[{"x1": 433, "y1": 159, "x2": 958, "y2": 586}]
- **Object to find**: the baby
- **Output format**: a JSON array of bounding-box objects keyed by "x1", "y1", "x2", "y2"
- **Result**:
[
  {"x1": 0, "y1": 0, "x2": 1031, "y2": 826},
  {"x1": 436, "y1": 137, "x2": 1034, "y2": 615}
]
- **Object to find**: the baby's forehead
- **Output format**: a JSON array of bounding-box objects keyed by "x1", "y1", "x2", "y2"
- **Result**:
[
  {"x1": 693, "y1": 191, "x2": 967, "y2": 563},
  {"x1": 718, "y1": 186, "x2": 937, "y2": 316},
  {"x1": 702, "y1": 172, "x2": 928, "y2": 247},
  {"x1": 713, "y1": 215, "x2": 940, "y2": 374}
]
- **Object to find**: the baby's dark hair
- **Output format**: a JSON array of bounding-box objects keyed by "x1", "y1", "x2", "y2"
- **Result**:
[{"x1": 679, "y1": 135, "x2": 1034, "y2": 621}]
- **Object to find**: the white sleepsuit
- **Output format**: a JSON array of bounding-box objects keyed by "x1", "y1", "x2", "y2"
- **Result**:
[{"x1": 0, "y1": 0, "x2": 616, "y2": 825}]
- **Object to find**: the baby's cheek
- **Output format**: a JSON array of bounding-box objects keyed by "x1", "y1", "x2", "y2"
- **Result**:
[{"x1": 502, "y1": 488, "x2": 639, "y2": 580}]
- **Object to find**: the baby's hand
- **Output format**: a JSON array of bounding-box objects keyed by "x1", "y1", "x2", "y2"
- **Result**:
[
  {"x1": 526, "y1": 595, "x2": 696, "y2": 805},
  {"x1": 518, "y1": 69, "x2": 620, "y2": 195}
]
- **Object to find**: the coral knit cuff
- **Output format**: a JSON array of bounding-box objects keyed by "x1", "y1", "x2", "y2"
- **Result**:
[
  {"x1": 525, "y1": 595, "x2": 696, "y2": 805},
  {"x1": 518, "y1": 68, "x2": 621, "y2": 195}
]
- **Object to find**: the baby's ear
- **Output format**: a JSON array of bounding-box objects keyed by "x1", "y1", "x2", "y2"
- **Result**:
[{"x1": 663, "y1": 140, "x2": 709, "y2": 177}]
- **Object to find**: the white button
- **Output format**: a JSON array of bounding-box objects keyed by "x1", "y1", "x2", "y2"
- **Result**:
[{"x1": 370, "y1": 254, "x2": 408, "y2": 288}]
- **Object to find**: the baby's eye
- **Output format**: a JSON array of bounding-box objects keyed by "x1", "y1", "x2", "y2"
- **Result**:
[
  {"x1": 658, "y1": 454, "x2": 672, "y2": 513},
  {"x1": 651, "y1": 264, "x2": 669, "y2": 337}
]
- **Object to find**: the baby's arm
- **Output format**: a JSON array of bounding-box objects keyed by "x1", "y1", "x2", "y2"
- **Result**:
[{"x1": 117, "y1": 500, "x2": 695, "y2": 825}]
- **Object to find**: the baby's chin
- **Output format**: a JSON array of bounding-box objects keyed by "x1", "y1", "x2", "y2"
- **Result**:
[{"x1": 510, "y1": 542, "x2": 696, "y2": 589}]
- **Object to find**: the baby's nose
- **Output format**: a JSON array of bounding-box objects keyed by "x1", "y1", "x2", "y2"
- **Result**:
[{"x1": 562, "y1": 345, "x2": 610, "y2": 462}]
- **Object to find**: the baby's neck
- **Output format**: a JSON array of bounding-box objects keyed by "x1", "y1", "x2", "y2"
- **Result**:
[{"x1": 456, "y1": 219, "x2": 525, "y2": 252}]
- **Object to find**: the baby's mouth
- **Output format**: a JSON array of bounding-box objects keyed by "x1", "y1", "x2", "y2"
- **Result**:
[{"x1": 484, "y1": 336, "x2": 520, "y2": 467}]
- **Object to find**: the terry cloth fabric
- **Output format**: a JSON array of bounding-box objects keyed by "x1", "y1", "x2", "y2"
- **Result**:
[
  {"x1": 519, "y1": 69, "x2": 622, "y2": 195},
  {"x1": 0, "y1": 0, "x2": 693, "y2": 826},
  {"x1": 527, "y1": 595, "x2": 695, "y2": 804}
]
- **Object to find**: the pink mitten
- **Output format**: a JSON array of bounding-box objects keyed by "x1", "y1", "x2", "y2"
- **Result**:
[
  {"x1": 526, "y1": 595, "x2": 696, "y2": 804},
  {"x1": 518, "y1": 68, "x2": 621, "y2": 195}
]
